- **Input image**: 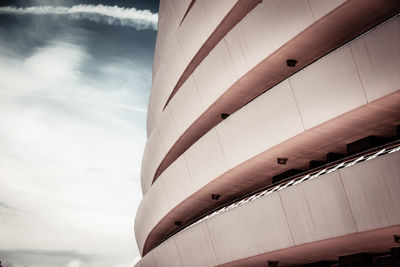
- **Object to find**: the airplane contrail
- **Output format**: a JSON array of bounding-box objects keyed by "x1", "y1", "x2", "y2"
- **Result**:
[{"x1": 0, "y1": 4, "x2": 158, "y2": 30}]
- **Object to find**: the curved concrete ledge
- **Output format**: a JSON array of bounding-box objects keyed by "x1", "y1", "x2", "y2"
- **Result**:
[
  {"x1": 140, "y1": 13, "x2": 400, "y2": 195},
  {"x1": 136, "y1": 14, "x2": 400, "y2": 250},
  {"x1": 162, "y1": 0, "x2": 262, "y2": 110},
  {"x1": 179, "y1": 0, "x2": 196, "y2": 26},
  {"x1": 152, "y1": 0, "x2": 192, "y2": 76},
  {"x1": 143, "y1": 0, "x2": 400, "y2": 193},
  {"x1": 218, "y1": 226, "x2": 400, "y2": 267},
  {"x1": 148, "y1": 0, "x2": 241, "y2": 134},
  {"x1": 136, "y1": 89, "x2": 400, "y2": 255},
  {"x1": 135, "y1": 151, "x2": 400, "y2": 265},
  {"x1": 147, "y1": 0, "x2": 343, "y2": 138}
]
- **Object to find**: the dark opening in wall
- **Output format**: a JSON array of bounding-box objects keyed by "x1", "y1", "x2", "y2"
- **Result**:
[
  {"x1": 277, "y1": 157, "x2": 288, "y2": 165},
  {"x1": 309, "y1": 160, "x2": 325, "y2": 169},
  {"x1": 286, "y1": 59, "x2": 297, "y2": 67},
  {"x1": 326, "y1": 152, "x2": 345, "y2": 163},
  {"x1": 347, "y1": 136, "x2": 388, "y2": 156},
  {"x1": 221, "y1": 113, "x2": 230, "y2": 120},
  {"x1": 211, "y1": 194, "x2": 220, "y2": 200},
  {"x1": 391, "y1": 247, "x2": 400, "y2": 266},
  {"x1": 302, "y1": 261, "x2": 335, "y2": 267},
  {"x1": 339, "y1": 253, "x2": 372, "y2": 267},
  {"x1": 272, "y1": 169, "x2": 302, "y2": 184}
]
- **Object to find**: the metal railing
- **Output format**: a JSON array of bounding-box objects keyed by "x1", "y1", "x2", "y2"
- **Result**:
[{"x1": 153, "y1": 139, "x2": 400, "y2": 250}]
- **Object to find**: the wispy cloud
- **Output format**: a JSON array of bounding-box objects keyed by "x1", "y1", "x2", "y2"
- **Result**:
[
  {"x1": 0, "y1": 4, "x2": 158, "y2": 30},
  {"x1": 0, "y1": 7, "x2": 151, "y2": 266},
  {"x1": 0, "y1": 29, "x2": 147, "y2": 267},
  {"x1": 0, "y1": 202, "x2": 16, "y2": 211},
  {"x1": 0, "y1": 249, "x2": 93, "y2": 267},
  {"x1": 0, "y1": 249, "x2": 139, "y2": 267}
]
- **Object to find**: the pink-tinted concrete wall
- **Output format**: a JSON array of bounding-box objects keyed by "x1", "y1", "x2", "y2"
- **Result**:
[
  {"x1": 148, "y1": 0, "x2": 239, "y2": 135},
  {"x1": 142, "y1": 0, "x2": 350, "y2": 194},
  {"x1": 136, "y1": 16, "x2": 400, "y2": 254},
  {"x1": 136, "y1": 151, "x2": 400, "y2": 266},
  {"x1": 136, "y1": 0, "x2": 400, "y2": 263}
]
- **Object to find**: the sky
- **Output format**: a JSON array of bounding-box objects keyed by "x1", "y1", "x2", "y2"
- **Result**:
[{"x1": 0, "y1": 0, "x2": 159, "y2": 266}]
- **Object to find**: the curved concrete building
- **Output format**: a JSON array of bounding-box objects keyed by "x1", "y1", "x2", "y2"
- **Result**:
[{"x1": 135, "y1": 0, "x2": 400, "y2": 266}]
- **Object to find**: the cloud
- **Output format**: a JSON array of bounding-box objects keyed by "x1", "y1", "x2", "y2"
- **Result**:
[
  {"x1": 0, "y1": 4, "x2": 158, "y2": 30},
  {"x1": 0, "y1": 202, "x2": 16, "y2": 211},
  {"x1": 0, "y1": 11, "x2": 151, "y2": 267},
  {"x1": 111, "y1": 256, "x2": 141, "y2": 267},
  {"x1": 0, "y1": 249, "x2": 92, "y2": 267},
  {"x1": 0, "y1": 37, "x2": 149, "y2": 114},
  {"x1": 67, "y1": 259, "x2": 83, "y2": 267},
  {"x1": 0, "y1": 249, "x2": 140, "y2": 267},
  {"x1": 0, "y1": 29, "x2": 146, "y2": 267}
]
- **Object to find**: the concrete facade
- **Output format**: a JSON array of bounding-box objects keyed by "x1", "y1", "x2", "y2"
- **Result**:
[{"x1": 135, "y1": 0, "x2": 400, "y2": 266}]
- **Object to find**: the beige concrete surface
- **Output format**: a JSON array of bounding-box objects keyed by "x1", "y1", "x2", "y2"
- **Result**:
[
  {"x1": 141, "y1": 3, "x2": 399, "y2": 196},
  {"x1": 136, "y1": 151, "x2": 400, "y2": 266}
]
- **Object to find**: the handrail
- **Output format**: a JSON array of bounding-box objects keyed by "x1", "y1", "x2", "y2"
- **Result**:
[{"x1": 151, "y1": 139, "x2": 400, "y2": 251}]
